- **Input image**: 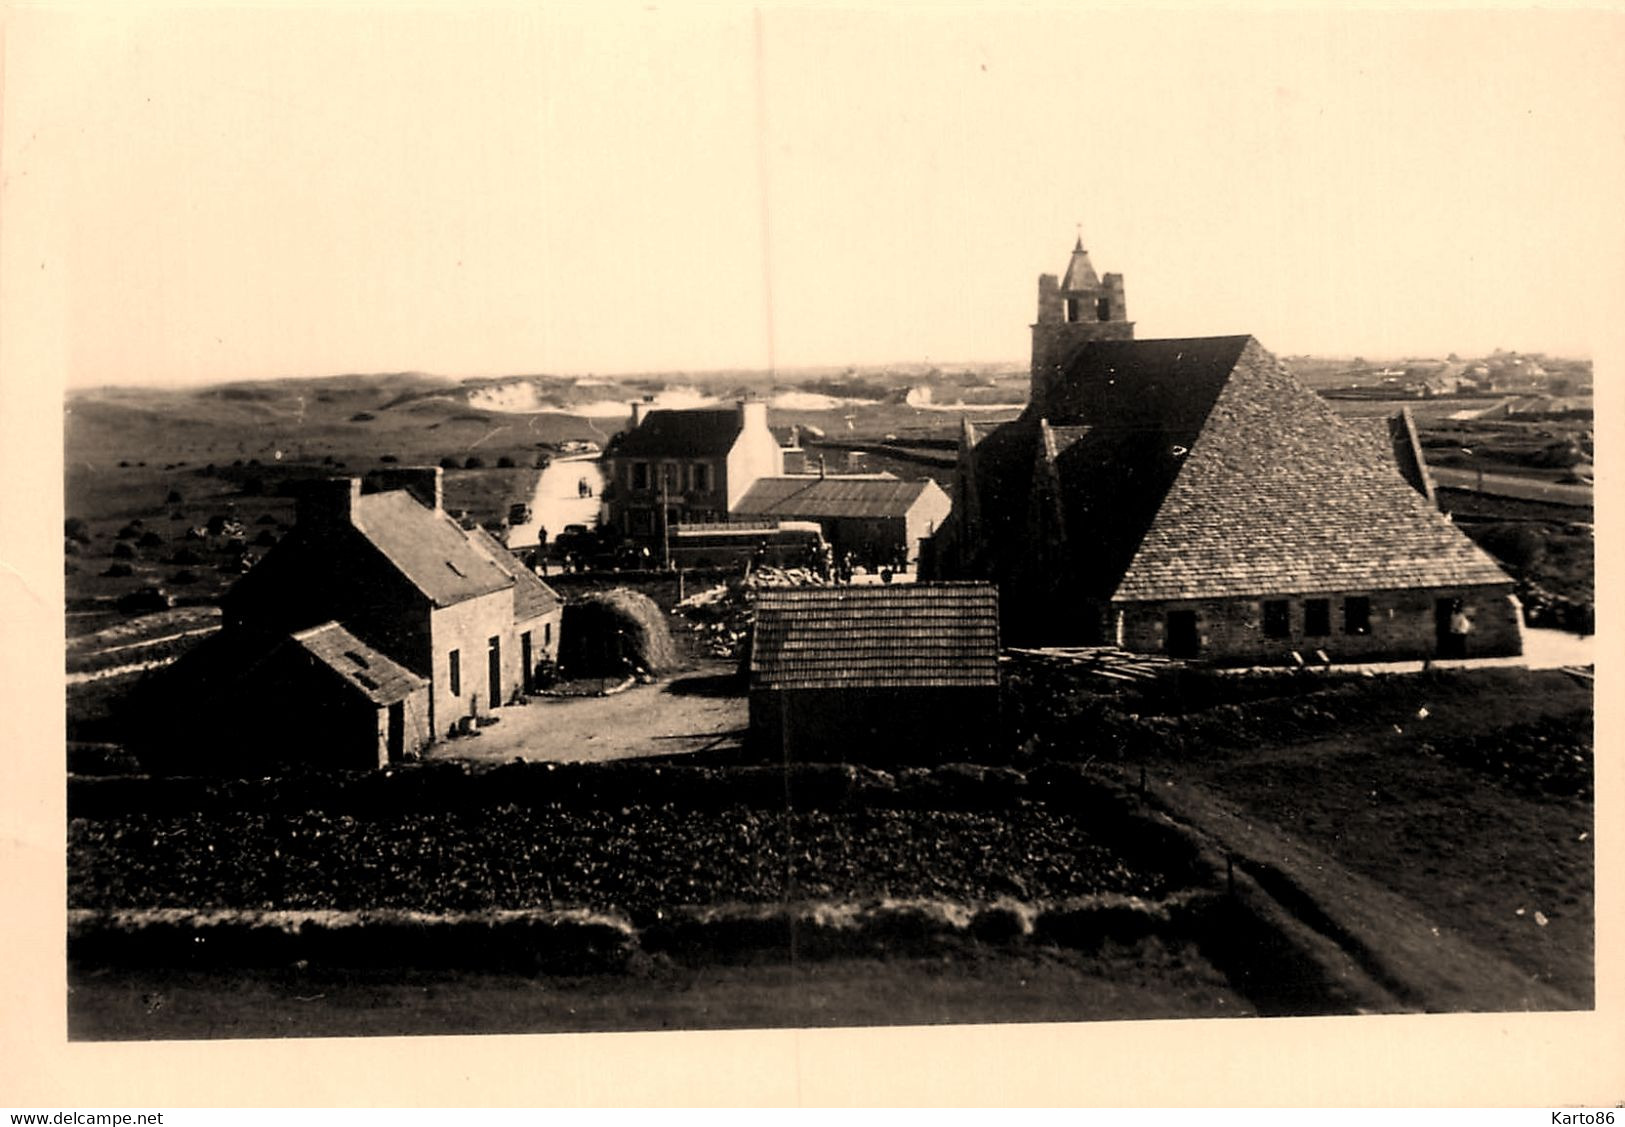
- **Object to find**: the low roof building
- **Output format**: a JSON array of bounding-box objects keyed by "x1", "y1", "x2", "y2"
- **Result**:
[{"x1": 748, "y1": 584, "x2": 999, "y2": 759}]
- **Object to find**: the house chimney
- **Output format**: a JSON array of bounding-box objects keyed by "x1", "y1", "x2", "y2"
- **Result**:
[
  {"x1": 630, "y1": 397, "x2": 653, "y2": 427},
  {"x1": 818, "y1": 455, "x2": 827, "y2": 479},
  {"x1": 297, "y1": 477, "x2": 362, "y2": 533},
  {"x1": 737, "y1": 398, "x2": 768, "y2": 433},
  {"x1": 363, "y1": 466, "x2": 443, "y2": 513}
]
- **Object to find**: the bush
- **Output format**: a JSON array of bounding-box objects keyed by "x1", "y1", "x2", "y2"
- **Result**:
[
  {"x1": 65, "y1": 517, "x2": 91, "y2": 543},
  {"x1": 379, "y1": 454, "x2": 399, "y2": 463},
  {"x1": 165, "y1": 489, "x2": 183, "y2": 504},
  {"x1": 115, "y1": 524, "x2": 140, "y2": 540},
  {"x1": 497, "y1": 456, "x2": 516, "y2": 468},
  {"x1": 350, "y1": 412, "x2": 376, "y2": 422},
  {"x1": 169, "y1": 547, "x2": 205, "y2": 565},
  {"x1": 439, "y1": 457, "x2": 460, "y2": 470},
  {"x1": 137, "y1": 531, "x2": 164, "y2": 548},
  {"x1": 464, "y1": 456, "x2": 485, "y2": 470},
  {"x1": 111, "y1": 542, "x2": 136, "y2": 560},
  {"x1": 1470, "y1": 523, "x2": 1546, "y2": 572},
  {"x1": 101, "y1": 562, "x2": 134, "y2": 578}
]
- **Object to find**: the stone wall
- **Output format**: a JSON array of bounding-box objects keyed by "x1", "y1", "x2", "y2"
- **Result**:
[{"x1": 1115, "y1": 584, "x2": 1523, "y2": 664}]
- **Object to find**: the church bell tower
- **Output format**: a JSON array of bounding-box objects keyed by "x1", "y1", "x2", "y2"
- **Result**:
[{"x1": 1030, "y1": 236, "x2": 1134, "y2": 413}]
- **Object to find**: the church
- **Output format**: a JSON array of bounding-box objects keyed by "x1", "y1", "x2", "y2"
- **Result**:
[{"x1": 922, "y1": 239, "x2": 1524, "y2": 663}]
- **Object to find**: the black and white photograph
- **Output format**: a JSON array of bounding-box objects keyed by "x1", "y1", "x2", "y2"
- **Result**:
[{"x1": 5, "y1": 0, "x2": 1622, "y2": 1108}]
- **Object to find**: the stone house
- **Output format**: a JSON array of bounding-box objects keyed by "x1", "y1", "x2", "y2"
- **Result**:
[
  {"x1": 748, "y1": 584, "x2": 1000, "y2": 759},
  {"x1": 602, "y1": 400, "x2": 783, "y2": 542},
  {"x1": 729, "y1": 474, "x2": 952, "y2": 569},
  {"x1": 206, "y1": 466, "x2": 563, "y2": 749}
]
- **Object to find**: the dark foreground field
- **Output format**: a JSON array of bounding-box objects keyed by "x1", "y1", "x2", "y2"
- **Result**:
[
  {"x1": 68, "y1": 660, "x2": 1593, "y2": 1038},
  {"x1": 1008, "y1": 663, "x2": 1594, "y2": 1007},
  {"x1": 70, "y1": 942, "x2": 1250, "y2": 1041}
]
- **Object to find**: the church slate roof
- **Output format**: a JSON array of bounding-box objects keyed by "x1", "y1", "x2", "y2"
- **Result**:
[
  {"x1": 950, "y1": 335, "x2": 1510, "y2": 609},
  {"x1": 750, "y1": 584, "x2": 999, "y2": 691},
  {"x1": 610, "y1": 409, "x2": 743, "y2": 458},
  {"x1": 1111, "y1": 339, "x2": 1510, "y2": 601}
]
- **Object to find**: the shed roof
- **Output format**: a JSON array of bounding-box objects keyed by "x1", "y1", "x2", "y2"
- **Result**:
[
  {"x1": 611, "y1": 409, "x2": 742, "y2": 458},
  {"x1": 292, "y1": 621, "x2": 426, "y2": 705},
  {"x1": 749, "y1": 584, "x2": 999, "y2": 691},
  {"x1": 733, "y1": 476, "x2": 945, "y2": 520},
  {"x1": 465, "y1": 525, "x2": 562, "y2": 622},
  {"x1": 352, "y1": 491, "x2": 511, "y2": 607}
]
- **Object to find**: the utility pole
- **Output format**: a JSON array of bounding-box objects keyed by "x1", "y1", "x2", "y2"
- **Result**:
[{"x1": 660, "y1": 471, "x2": 671, "y2": 570}]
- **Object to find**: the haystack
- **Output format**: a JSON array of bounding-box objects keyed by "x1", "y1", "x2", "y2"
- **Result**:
[{"x1": 559, "y1": 588, "x2": 681, "y2": 677}]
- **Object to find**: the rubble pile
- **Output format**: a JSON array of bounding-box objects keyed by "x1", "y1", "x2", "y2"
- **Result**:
[{"x1": 674, "y1": 567, "x2": 831, "y2": 659}]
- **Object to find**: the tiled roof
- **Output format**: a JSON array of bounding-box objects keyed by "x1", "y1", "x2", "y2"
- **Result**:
[
  {"x1": 1113, "y1": 339, "x2": 1511, "y2": 602},
  {"x1": 611, "y1": 409, "x2": 742, "y2": 458},
  {"x1": 1344, "y1": 411, "x2": 1435, "y2": 503},
  {"x1": 464, "y1": 526, "x2": 562, "y2": 622},
  {"x1": 733, "y1": 476, "x2": 944, "y2": 520},
  {"x1": 292, "y1": 622, "x2": 426, "y2": 706},
  {"x1": 1061, "y1": 240, "x2": 1101, "y2": 291},
  {"x1": 749, "y1": 584, "x2": 999, "y2": 691},
  {"x1": 352, "y1": 491, "x2": 511, "y2": 607}
]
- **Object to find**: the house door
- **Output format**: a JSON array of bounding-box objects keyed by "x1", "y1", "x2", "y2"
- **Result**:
[
  {"x1": 386, "y1": 701, "x2": 405, "y2": 763},
  {"x1": 1166, "y1": 611, "x2": 1200, "y2": 659},
  {"x1": 521, "y1": 631, "x2": 533, "y2": 692},
  {"x1": 488, "y1": 636, "x2": 502, "y2": 708},
  {"x1": 1436, "y1": 597, "x2": 1466, "y2": 658}
]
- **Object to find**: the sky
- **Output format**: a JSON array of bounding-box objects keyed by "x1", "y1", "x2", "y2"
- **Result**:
[{"x1": 6, "y1": 4, "x2": 1625, "y2": 388}]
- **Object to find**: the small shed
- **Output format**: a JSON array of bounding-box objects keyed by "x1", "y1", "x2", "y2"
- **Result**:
[
  {"x1": 134, "y1": 621, "x2": 431, "y2": 773},
  {"x1": 748, "y1": 584, "x2": 999, "y2": 761}
]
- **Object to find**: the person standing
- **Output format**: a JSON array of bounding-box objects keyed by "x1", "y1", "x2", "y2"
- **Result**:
[{"x1": 1447, "y1": 600, "x2": 1473, "y2": 659}]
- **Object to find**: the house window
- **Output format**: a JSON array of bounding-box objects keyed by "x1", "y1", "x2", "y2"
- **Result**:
[
  {"x1": 1343, "y1": 596, "x2": 1372, "y2": 636},
  {"x1": 1304, "y1": 599, "x2": 1331, "y2": 637},
  {"x1": 448, "y1": 648, "x2": 461, "y2": 696},
  {"x1": 631, "y1": 462, "x2": 650, "y2": 490},
  {"x1": 692, "y1": 462, "x2": 711, "y2": 492},
  {"x1": 1262, "y1": 600, "x2": 1291, "y2": 639},
  {"x1": 544, "y1": 622, "x2": 552, "y2": 647},
  {"x1": 662, "y1": 463, "x2": 680, "y2": 491},
  {"x1": 1097, "y1": 296, "x2": 1112, "y2": 322},
  {"x1": 631, "y1": 509, "x2": 655, "y2": 535}
]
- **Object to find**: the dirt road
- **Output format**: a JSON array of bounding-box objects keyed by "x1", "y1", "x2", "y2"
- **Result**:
[
  {"x1": 506, "y1": 454, "x2": 604, "y2": 549},
  {"x1": 429, "y1": 661, "x2": 746, "y2": 764}
]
